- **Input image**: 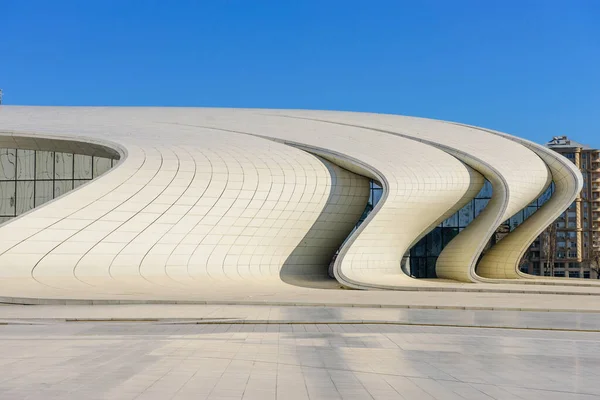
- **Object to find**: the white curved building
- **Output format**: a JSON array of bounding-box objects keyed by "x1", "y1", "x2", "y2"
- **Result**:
[{"x1": 0, "y1": 106, "x2": 593, "y2": 301}]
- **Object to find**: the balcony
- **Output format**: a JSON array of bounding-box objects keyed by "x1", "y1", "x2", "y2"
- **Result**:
[{"x1": 594, "y1": 213, "x2": 600, "y2": 223}]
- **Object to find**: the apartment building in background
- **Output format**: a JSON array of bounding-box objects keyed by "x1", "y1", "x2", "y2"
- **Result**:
[{"x1": 520, "y1": 136, "x2": 600, "y2": 278}]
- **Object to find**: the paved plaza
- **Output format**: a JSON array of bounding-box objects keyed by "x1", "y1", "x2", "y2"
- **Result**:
[{"x1": 0, "y1": 305, "x2": 599, "y2": 399}]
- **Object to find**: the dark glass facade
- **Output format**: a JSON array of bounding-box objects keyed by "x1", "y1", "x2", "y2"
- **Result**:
[
  {"x1": 354, "y1": 179, "x2": 555, "y2": 278},
  {"x1": 0, "y1": 148, "x2": 117, "y2": 225},
  {"x1": 356, "y1": 180, "x2": 383, "y2": 225},
  {"x1": 409, "y1": 181, "x2": 554, "y2": 277}
]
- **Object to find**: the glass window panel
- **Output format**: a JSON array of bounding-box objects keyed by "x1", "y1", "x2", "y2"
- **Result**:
[
  {"x1": 93, "y1": 157, "x2": 112, "y2": 177},
  {"x1": 0, "y1": 181, "x2": 16, "y2": 216},
  {"x1": 54, "y1": 152, "x2": 73, "y2": 179},
  {"x1": 35, "y1": 151, "x2": 54, "y2": 180},
  {"x1": 524, "y1": 206, "x2": 537, "y2": 219},
  {"x1": 442, "y1": 227, "x2": 459, "y2": 247},
  {"x1": 15, "y1": 181, "x2": 34, "y2": 215},
  {"x1": 510, "y1": 211, "x2": 524, "y2": 231},
  {"x1": 474, "y1": 199, "x2": 489, "y2": 218},
  {"x1": 73, "y1": 179, "x2": 88, "y2": 189},
  {"x1": 442, "y1": 212, "x2": 458, "y2": 228},
  {"x1": 74, "y1": 154, "x2": 93, "y2": 179},
  {"x1": 0, "y1": 149, "x2": 16, "y2": 180},
  {"x1": 54, "y1": 180, "x2": 73, "y2": 198},
  {"x1": 538, "y1": 186, "x2": 553, "y2": 206},
  {"x1": 412, "y1": 236, "x2": 427, "y2": 257},
  {"x1": 426, "y1": 257, "x2": 437, "y2": 278},
  {"x1": 0, "y1": 216, "x2": 13, "y2": 225},
  {"x1": 371, "y1": 188, "x2": 383, "y2": 206},
  {"x1": 427, "y1": 228, "x2": 443, "y2": 257},
  {"x1": 478, "y1": 181, "x2": 493, "y2": 198},
  {"x1": 458, "y1": 201, "x2": 473, "y2": 227},
  {"x1": 410, "y1": 257, "x2": 427, "y2": 278},
  {"x1": 16, "y1": 149, "x2": 35, "y2": 180},
  {"x1": 35, "y1": 181, "x2": 53, "y2": 207}
]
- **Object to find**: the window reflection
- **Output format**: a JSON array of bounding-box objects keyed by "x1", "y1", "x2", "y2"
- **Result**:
[
  {"x1": 406, "y1": 179, "x2": 554, "y2": 277},
  {"x1": 0, "y1": 148, "x2": 116, "y2": 224},
  {"x1": 16, "y1": 150, "x2": 35, "y2": 180},
  {"x1": 0, "y1": 149, "x2": 16, "y2": 180}
]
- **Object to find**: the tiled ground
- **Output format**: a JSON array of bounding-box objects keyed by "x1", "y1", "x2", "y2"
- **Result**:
[
  {"x1": 0, "y1": 319, "x2": 599, "y2": 399},
  {"x1": 1, "y1": 304, "x2": 600, "y2": 331}
]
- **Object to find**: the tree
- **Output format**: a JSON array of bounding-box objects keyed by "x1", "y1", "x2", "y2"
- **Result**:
[
  {"x1": 590, "y1": 249, "x2": 600, "y2": 279},
  {"x1": 541, "y1": 223, "x2": 557, "y2": 277},
  {"x1": 519, "y1": 247, "x2": 534, "y2": 274}
]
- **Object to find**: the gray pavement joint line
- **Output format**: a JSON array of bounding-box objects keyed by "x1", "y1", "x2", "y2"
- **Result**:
[
  {"x1": 4, "y1": 290, "x2": 600, "y2": 302},
  {"x1": 0, "y1": 299, "x2": 600, "y2": 314},
  {"x1": 2, "y1": 300, "x2": 600, "y2": 313},
  {"x1": 2, "y1": 319, "x2": 600, "y2": 332},
  {"x1": 3, "y1": 297, "x2": 600, "y2": 312},
  {"x1": 163, "y1": 322, "x2": 600, "y2": 333}
]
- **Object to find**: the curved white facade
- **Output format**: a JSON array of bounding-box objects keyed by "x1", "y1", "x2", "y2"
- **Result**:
[{"x1": 0, "y1": 106, "x2": 592, "y2": 300}]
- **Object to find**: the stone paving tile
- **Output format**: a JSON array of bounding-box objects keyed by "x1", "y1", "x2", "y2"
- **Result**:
[
  {"x1": 0, "y1": 322, "x2": 599, "y2": 399},
  {"x1": 2, "y1": 304, "x2": 600, "y2": 331}
]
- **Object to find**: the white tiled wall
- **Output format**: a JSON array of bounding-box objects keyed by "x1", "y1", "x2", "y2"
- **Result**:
[
  {"x1": 0, "y1": 126, "x2": 369, "y2": 291},
  {"x1": 0, "y1": 107, "x2": 587, "y2": 296}
]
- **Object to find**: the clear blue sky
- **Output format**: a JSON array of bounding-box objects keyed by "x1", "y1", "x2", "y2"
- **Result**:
[{"x1": 2, "y1": 0, "x2": 599, "y2": 146}]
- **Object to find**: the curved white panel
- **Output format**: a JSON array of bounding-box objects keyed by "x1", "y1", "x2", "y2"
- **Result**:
[
  {"x1": 0, "y1": 130, "x2": 370, "y2": 294},
  {"x1": 0, "y1": 106, "x2": 592, "y2": 301},
  {"x1": 264, "y1": 112, "x2": 552, "y2": 282},
  {"x1": 464, "y1": 124, "x2": 584, "y2": 281},
  {"x1": 171, "y1": 123, "x2": 481, "y2": 289}
]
